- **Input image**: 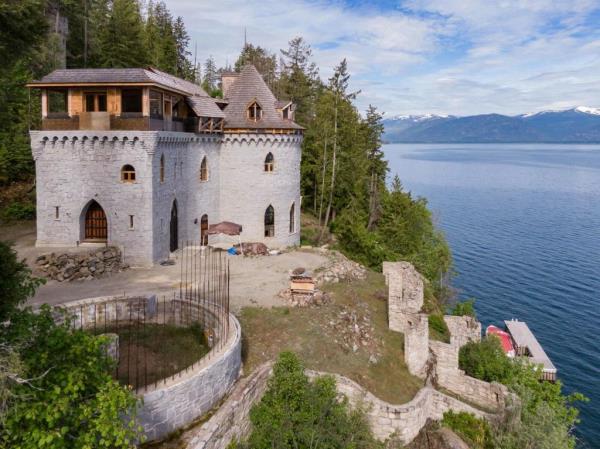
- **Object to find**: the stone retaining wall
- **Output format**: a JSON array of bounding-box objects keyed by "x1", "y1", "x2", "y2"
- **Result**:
[
  {"x1": 185, "y1": 364, "x2": 497, "y2": 448},
  {"x1": 35, "y1": 246, "x2": 127, "y2": 282},
  {"x1": 54, "y1": 294, "x2": 242, "y2": 442},
  {"x1": 140, "y1": 314, "x2": 242, "y2": 441}
]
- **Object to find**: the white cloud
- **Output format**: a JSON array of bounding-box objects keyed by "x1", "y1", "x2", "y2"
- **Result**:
[{"x1": 166, "y1": 0, "x2": 600, "y2": 116}]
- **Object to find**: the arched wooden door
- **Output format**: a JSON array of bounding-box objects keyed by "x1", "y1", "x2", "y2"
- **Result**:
[
  {"x1": 200, "y1": 214, "x2": 208, "y2": 246},
  {"x1": 170, "y1": 200, "x2": 178, "y2": 252},
  {"x1": 84, "y1": 200, "x2": 107, "y2": 241}
]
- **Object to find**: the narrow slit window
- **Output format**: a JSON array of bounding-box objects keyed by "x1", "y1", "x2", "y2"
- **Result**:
[
  {"x1": 160, "y1": 155, "x2": 165, "y2": 183},
  {"x1": 264, "y1": 152, "x2": 274, "y2": 172},
  {"x1": 55, "y1": 206, "x2": 60, "y2": 219},
  {"x1": 289, "y1": 202, "x2": 295, "y2": 233},
  {"x1": 129, "y1": 215, "x2": 134, "y2": 230}
]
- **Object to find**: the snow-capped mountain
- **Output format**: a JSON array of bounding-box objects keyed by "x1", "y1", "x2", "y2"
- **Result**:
[{"x1": 383, "y1": 107, "x2": 600, "y2": 143}]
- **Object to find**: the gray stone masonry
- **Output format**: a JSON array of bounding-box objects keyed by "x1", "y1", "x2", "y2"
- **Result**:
[
  {"x1": 186, "y1": 364, "x2": 498, "y2": 449},
  {"x1": 383, "y1": 261, "x2": 518, "y2": 415},
  {"x1": 31, "y1": 130, "x2": 302, "y2": 266},
  {"x1": 383, "y1": 261, "x2": 424, "y2": 332}
]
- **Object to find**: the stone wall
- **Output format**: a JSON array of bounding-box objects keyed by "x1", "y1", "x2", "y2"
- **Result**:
[
  {"x1": 139, "y1": 314, "x2": 242, "y2": 441},
  {"x1": 185, "y1": 364, "x2": 496, "y2": 449},
  {"x1": 382, "y1": 261, "x2": 424, "y2": 333},
  {"x1": 31, "y1": 130, "x2": 303, "y2": 266},
  {"x1": 35, "y1": 246, "x2": 126, "y2": 281},
  {"x1": 219, "y1": 134, "x2": 302, "y2": 248},
  {"x1": 382, "y1": 261, "x2": 516, "y2": 415},
  {"x1": 54, "y1": 294, "x2": 242, "y2": 443},
  {"x1": 187, "y1": 363, "x2": 273, "y2": 449}
]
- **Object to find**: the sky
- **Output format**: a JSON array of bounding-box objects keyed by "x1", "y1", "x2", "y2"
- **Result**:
[{"x1": 167, "y1": 0, "x2": 600, "y2": 117}]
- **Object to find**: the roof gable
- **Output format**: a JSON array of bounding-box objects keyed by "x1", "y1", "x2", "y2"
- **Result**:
[{"x1": 222, "y1": 65, "x2": 302, "y2": 130}]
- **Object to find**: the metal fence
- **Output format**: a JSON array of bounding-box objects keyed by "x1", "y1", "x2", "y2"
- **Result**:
[{"x1": 66, "y1": 244, "x2": 230, "y2": 391}]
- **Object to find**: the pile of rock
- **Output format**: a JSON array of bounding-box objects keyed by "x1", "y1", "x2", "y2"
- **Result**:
[
  {"x1": 233, "y1": 242, "x2": 269, "y2": 256},
  {"x1": 314, "y1": 250, "x2": 367, "y2": 285},
  {"x1": 35, "y1": 247, "x2": 127, "y2": 282},
  {"x1": 327, "y1": 304, "x2": 380, "y2": 361},
  {"x1": 278, "y1": 288, "x2": 331, "y2": 307}
]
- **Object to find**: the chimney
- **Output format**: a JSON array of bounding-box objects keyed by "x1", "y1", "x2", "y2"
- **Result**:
[{"x1": 221, "y1": 72, "x2": 239, "y2": 98}]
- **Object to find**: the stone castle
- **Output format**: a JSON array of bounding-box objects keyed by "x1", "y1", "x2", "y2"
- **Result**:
[{"x1": 28, "y1": 65, "x2": 303, "y2": 266}]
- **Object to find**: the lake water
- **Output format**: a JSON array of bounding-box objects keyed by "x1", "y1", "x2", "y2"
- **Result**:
[{"x1": 384, "y1": 144, "x2": 600, "y2": 448}]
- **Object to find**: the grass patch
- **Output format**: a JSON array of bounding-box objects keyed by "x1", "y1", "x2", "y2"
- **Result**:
[
  {"x1": 239, "y1": 271, "x2": 423, "y2": 404},
  {"x1": 105, "y1": 323, "x2": 209, "y2": 388},
  {"x1": 300, "y1": 212, "x2": 334, "y2": 246},
  {"x1": 428, "y1": 313, "x2": 450, "y2": 343}
]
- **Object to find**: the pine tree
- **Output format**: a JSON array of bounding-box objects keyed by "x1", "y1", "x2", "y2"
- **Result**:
[
  {"x1": 173, "y1": 16, "x2": 193, "y2": 80},
  {"x1": 97, "y1": 0, "x2": 149, "y2": 68},
  {"x1": 202, "y1": 56, "x2": 218, "y2": 93},
  {"x1": 234, "y1": 43, "x2": 278, "y2": 90},
  {"x1": 364, "y1": 105, "x2": 387, "y2": 230}
]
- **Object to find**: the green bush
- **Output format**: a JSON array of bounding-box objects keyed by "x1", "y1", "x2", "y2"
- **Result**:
[
  {"x1": 459, "y1": 337, "x2": 587, "y2": 449},
  {"x1": 1, "y1": 200, "x2": 35, "y2": 221},
  {"x1": 442, "y1": 411, "x2": 493, "y2": 449},
  {"x1": 459, "y1": 336, "x2": 516, "y2": 383},
  {"x1": 428, "y1": 313, "x2": 450, "y2": 342},
  {"x1": 241, "y1": 351, "x2": 382, "y2": 449},
  {"x1": 450, "y1": 298, "x2": 477, "y2": 318}
]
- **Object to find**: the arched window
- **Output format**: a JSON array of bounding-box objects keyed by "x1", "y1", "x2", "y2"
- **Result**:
[
  {"x1": 247, "y1": 100, "x2": 262, "y2": 122},
  {"x1": 264, "y1": 152, "x2": 274, "y2": 172},
  {"x1": 289, "y1": 202, "x2": 295, "y2": 233},
  {"x1": 160, "y1": 154, "x2": 165, "y2": 183},
  {"x1": 200, "y1": 156, "x2": 208, "y2": 181},
  {"x1": 264, "y1": 205, "x2": 275, "y2": 237},
  {"x1": 121, "y1": 164, "x2": 136, "y2": 182}
]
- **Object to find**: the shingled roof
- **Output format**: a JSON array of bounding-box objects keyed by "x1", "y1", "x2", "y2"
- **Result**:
[
  {"x1": 186, "y1": 96, "x2": 225, "y2": 118},
  {"x1": 222, "y1": 65, "x2": 303, "y2": 130},
  {"x1": 29, "y1": 67, "x2": 209, "y2": 98}
]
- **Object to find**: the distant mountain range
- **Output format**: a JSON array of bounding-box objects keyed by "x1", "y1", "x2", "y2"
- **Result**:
[{"x1": 383, "y1": 107, "x2": 600, "y2": 143}]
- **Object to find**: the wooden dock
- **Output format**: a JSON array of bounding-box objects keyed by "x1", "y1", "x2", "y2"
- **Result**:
[{"x1": 504, "y1": 319, "x2": 557, "y2": 381}]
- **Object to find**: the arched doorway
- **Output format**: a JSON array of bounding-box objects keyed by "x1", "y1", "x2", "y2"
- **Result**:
[
  {"x1": 84, "y1": 200, "x2": 107, "y2": 241},
  {"x1": 200, "y1": 214, "x2": 208, "y2": 246},
  {"x1": 170, "y1": 200, "x2": 178, "y2": 252}
]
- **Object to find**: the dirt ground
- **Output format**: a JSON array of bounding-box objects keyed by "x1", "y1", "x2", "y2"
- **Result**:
[{"x1": 1, "y1": 221, "x2": 329, "y2": 311}]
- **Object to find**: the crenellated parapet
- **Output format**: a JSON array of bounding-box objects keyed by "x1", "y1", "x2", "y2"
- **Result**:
[{"x1": 221, "y1": 132, "x2": 302, "y2": 147}]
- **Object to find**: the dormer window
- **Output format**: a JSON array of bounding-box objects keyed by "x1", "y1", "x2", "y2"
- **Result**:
[{"x1": 247, "y1": 100, "x2": 262, "y2": 122}]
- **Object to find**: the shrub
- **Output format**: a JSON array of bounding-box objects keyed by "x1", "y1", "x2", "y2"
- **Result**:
[
  {"x1": 450, "y1": 298, "x2": 476, "y2": 318},
  {"x1": 1, "y1": 200, "x2": 35, "y2": 221},
  {"x1": 441, "y1": 411, "x2": 493, "y2": 449},
  {"x1": 428, "y1": 313, "x2": 450, "y2": 342},
  {"x1": 242, "y1": 351, "x2": 382, "y2": 449},
  {"x1": 459, "y1": 336, "x2": 516, "y2": 383}
]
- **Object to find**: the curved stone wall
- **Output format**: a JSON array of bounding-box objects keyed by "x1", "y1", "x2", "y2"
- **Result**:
[
  {"x1": 185, "y1": 364, "x2": 497, "y2": 449},
  {"x1": 54, "y1": 294, "x2": 242, "y2": 442},
  {"x1": 139, "y1": 313, "x2": 242, "y2": 441}
]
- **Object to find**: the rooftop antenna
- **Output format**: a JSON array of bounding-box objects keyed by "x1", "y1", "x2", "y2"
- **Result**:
[
  {"x1": 244, "y1": 27, "x2": 247, "y2": 48},
  {"x1": 193, "y1": 41, "x2": 198, "y2": 83}
]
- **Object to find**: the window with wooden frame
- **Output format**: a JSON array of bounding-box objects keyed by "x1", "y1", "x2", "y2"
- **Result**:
[
  {"x1": 47, "y1": 88, "x2": 68, "y2": 116},
  {"x1": 264, "y1": 205, "x2": 275, "y2": 237},
  {"x1": 121, "y1": 164, "x2": 136, "y2": 183},
  {"x1": 289, "y1": 202, "x2": 295, "y2": 233},
  {"x1": 160, "y1": 155, "x2": 165, "y2": 183},
  {"x1": 264, "y1": 152, "x2": 274, "y2": 172},
  {"x1": 200, "y1": 156, "x2": 208, "y2": 181},
  {"x1": 247, "y1": 100, "x2": 262, "y2": 122},
  {"x1": 84, "y1": 91, "x2": 107, "y2": 112},
  {"x1": 150, "y1": 90, "x2": 163, "y2": 119},
  {"x1": 121, "y1": 88, "x2": 143, "y2": 114}
]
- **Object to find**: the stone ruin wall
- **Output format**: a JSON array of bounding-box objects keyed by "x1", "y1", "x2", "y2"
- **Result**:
[
  {"x1": 186, "y1": 362, "x2": 498, "y2": 449},
  {"x1": 383, "y1": 261, "x2": 515, "y2": 413}
]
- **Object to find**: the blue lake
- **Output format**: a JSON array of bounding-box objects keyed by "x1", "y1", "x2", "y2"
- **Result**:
[{"x1": 384, "y1": 144, "x2": 600, "y2": 448}]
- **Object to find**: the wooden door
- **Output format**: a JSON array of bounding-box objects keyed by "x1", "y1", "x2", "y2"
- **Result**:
[
  {"x1": 200, "y1": 215, "x2": 208, "y2": 246},
  {"x1": 170, "y1": 201, "x2": 178, "y2": 252},
  {"x1": 85, "y1": 201, "x2": 107, "y2": 241}
]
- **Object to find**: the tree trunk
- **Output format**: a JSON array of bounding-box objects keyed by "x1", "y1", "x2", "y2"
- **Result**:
[
  {"x1": 367, "y1": 170, "x2": 378, "y2": 231},
  {"x1": 317, "y1": 134, "x2": 328, "y2": 226},
  {"x1": 320, "y1": 98, "x2": 338, "y2": 242}
]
